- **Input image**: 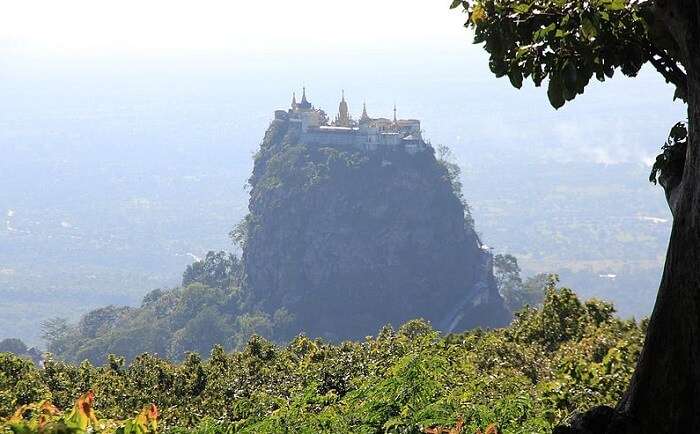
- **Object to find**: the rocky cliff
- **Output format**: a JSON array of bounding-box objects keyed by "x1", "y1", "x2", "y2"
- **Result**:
[{"x1": 240, "y1": 118, "x2": 511, "y2": 340}]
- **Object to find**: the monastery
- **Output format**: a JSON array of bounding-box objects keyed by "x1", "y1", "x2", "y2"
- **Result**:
[{"x1": 274, "y1": 88, "x2": 428, "y2": 154}]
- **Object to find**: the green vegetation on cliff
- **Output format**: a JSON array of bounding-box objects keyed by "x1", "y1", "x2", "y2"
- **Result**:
[
  {"x1": 39, "y1": 252, "x2": 294, "y2": 363},
  {"x1": 242, "y1": 118, "x2": 510, "y2": 340}
]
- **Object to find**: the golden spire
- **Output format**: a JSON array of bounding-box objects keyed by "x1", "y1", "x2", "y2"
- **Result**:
[
  {"x1": 291, "y1": 92, "x2": 297, "y2": 108},
  {"x1": 393, "y1": 103, "x2": 397, "y2": 124},
  {"x1": 361, "y1": 101, "x2": 369, "y2": 121},
  {"x1": 336, "y1": 89, "x2": 351, "y2": 127},
  {"x1": 297, "y1": 86, "x2": 312, "y2": 109}
]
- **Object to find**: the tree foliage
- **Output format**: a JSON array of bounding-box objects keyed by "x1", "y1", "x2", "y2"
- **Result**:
[
  {"x1": 437, "y1": 144, "x2": 475, "y2": 230},
  {"x1": 2, "y1": 286, "x2": 644, "y2": 433},
  {"x1": 494, "y1": 254, "x2": 547, "y2": 312},
  {"x1": 0, "y1": 340, "x2": 27, "y2": 356},
  {"x1": 39, "y1": 252, "x2": 293, "y2": 364},
  {"x1": 450, "y1": 0, "x2": 686, "y2": 108},
  {"x1": 649, "y1": 121, "x2": 688, "y2": 189},
  {"x1": 182, "y1": 251, "x2": 242, "y2": 291},
  {"x1": 449, "y1": 1, "x2": 696, "y2": 429},
  {"x1": 1, "y1": 391, "x2": 159, "y2": 434}
]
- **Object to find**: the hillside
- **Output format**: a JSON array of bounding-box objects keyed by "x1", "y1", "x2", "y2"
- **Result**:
[{"x1": 240, "y1": 114, "x2": 510, "y2": 340}]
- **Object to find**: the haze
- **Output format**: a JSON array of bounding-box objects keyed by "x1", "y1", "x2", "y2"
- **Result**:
[
  {"x1": 0, "y1": 0, "x2": 687, "y2": 345},
  {"x1": 1, "y1": 0, "x2": 472, "y2": 55}
]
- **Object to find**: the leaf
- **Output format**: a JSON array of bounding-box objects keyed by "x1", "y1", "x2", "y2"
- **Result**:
[
  {"x1": 515, "y1": 45, "x2": 530, "y2": 59},
  {"x1": 562, "y1": 61, "x2": 578, "y2": 95},
  {"x1": 673, "y1": 85, "x2": 687, "y2": 101},
  {"x1": 547, "y1": 75, "x2": 565, "y2": 109},
  {"x1": 604, "y1": 63, "x2": 614, "y2": 78},
  {"x1": 64, "y1": 391, "x2": 97, "y2": 432},
  {"x1": 513, "y1": 3, "x2": 531, "y2": 13},
  {"x1": 670, "y1": 122, "x2": 687, "y2": 141},
  {"x1": 581, "y1": 17, "x2": 598, "y2": 40},
  {"x1": 534, "y1": 23, "x2": 556, "y2": 41},
  {"x1": 126, "y1": 404, "x2": 159, "y2": 434},
  {"x1": 449, "y1": 0, "x2": 463, "y2": 9},
  {"x1": 39, "y1": 401, "x2": 60, "y2": 416},
  {"x1": 423, "y1": 417, "x2": 464, "y2": 433},
  {"x1": 471, "y1": 4, "x2": 486, "y2": 24},
  {"x1": 508, "y1": 69, "x2": 524, "y2": 89},
  {"x1": 609, "y1": 0, "x2": 626, "y2": 10}
]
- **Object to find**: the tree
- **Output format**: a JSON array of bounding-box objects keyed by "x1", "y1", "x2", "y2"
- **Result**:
[
  {"x1": 437, "y1": 144, "x2": 476, "y2": 230},
  {"x1": 494, "y1": 254, "x2": 524, "y2": 311},
  {"x1": 168, "y1": 306, "x2": 234, "y2": 360},
  {"x1": 182, "y1": 251, "x2": 241, "y2": 290},
  {"x1": 41, "y1": 317, "x2": 72, "y2": 355},
  {"x1": 450, "y1": 0, "x2": 696, "y2": 431},
  {"x1": 495, "y1": 254, "x2": 547, "y2": 312},
  {"x1": 0, "y1": 338, "x2": 27, "y2": 355},
  {"x1": 77, "y1": 306, "x2": 132, "y2": 339},
  {"x1": 521, "y1": 272, "x2": 548, "y2": 307}
]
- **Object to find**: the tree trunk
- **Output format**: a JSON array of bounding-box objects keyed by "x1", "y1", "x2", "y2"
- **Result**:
[
  {"x1": 554, "y1": 5, "x2": 700, "y2": 433},
  {"x1": 605, "y1": 6, "x2": 700, "y2": 432}
]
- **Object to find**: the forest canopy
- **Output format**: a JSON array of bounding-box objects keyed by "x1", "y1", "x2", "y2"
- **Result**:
[{"x1": 2, "y1": 284, "x2": 644, "y2": 433}]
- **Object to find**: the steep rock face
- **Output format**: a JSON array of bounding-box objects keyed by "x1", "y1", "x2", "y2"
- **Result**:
[{"x1": 241, "y1": 119, "x2": 510, "y2": 340}]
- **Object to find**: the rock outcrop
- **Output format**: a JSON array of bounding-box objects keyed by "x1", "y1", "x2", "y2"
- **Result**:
[{"x1": 240, "y1": 118, "x2": 511, "y2": 340}]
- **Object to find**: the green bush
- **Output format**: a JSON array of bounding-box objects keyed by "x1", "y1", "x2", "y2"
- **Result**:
[{"x1": 0, "y1": 286, "x2": 644, "y2": 433}]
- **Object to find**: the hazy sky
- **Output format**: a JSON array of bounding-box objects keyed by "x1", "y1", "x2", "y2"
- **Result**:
[
  {"x1": 0, "y1": 0, "x2": 686, "y2": 167},
  {"x1": 1, "y1": 0, "x2": 473, "y2": 56}
]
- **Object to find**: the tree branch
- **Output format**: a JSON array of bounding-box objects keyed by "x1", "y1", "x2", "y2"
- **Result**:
[{"x1": 646, "y1": 45, "x2": 688, "y2": 100}]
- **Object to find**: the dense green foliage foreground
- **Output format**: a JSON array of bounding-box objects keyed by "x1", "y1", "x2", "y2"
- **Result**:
[{"x1": 2, "y1": 284, "x2": 644, "y2": 433}]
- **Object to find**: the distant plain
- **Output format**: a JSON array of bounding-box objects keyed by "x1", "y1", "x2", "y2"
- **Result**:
[{"x1": 0, "y1": 51, "x2": 683, "y2": 346}]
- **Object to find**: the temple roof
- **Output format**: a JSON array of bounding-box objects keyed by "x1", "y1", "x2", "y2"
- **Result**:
[
  {"x1": 360, "y1": 102, "x2": 370, "y2": 122},
  {"x1": 297, "y1": 87, "x2": 312, "y2": 109},
  {"x1": 335, "y1": 90, "x2": 351, "y2": 126}
]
